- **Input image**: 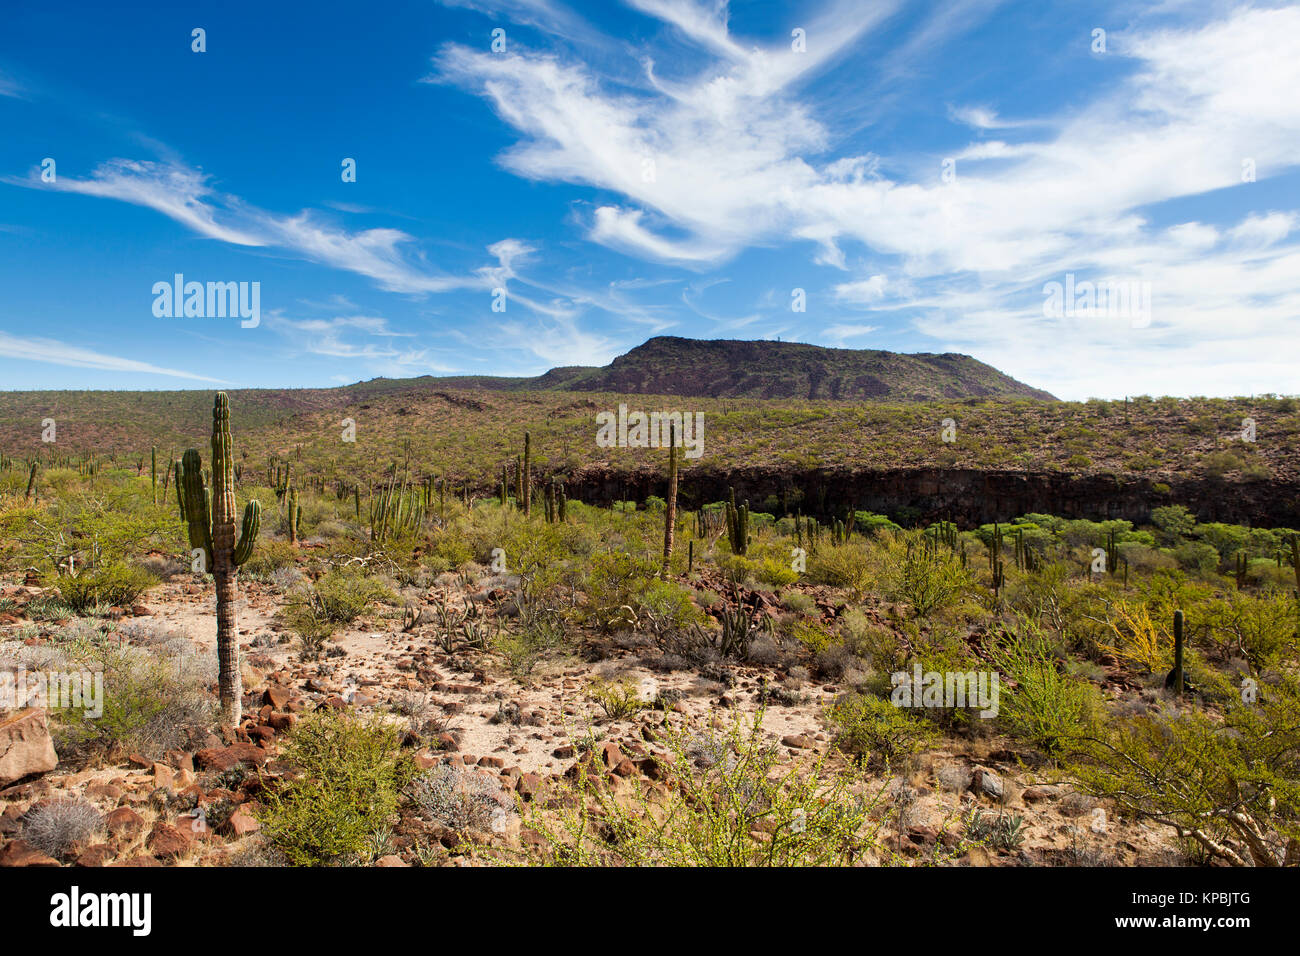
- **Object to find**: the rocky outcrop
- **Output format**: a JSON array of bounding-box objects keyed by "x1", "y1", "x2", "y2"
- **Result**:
[{"x1": 563, "y1": 464, "x2": 1300, "y2": 528}]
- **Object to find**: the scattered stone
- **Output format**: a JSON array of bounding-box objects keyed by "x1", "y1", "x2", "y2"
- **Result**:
[{"x1": 1022, "y1": 785, "x2": 1061, "y2": 804}]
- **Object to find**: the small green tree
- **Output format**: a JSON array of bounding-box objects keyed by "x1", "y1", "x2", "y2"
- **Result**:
[{"x1": 1069, "y1": 680, "x2": 1300, "y2": 867}]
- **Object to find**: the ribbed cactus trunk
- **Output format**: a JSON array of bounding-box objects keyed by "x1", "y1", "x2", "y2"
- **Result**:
[
  {"x1": 1172, "y1": 609, "x2": 1184, "y2": 696},
  {"x1": 210, "y1": 395, "x2": 242, "y2": 727},
  {"x1": 662, "y1": 422, "x2": 678, "y2": 577},
  {"x1": 180, "y1": 394, "x2": 260, "y2": 729},
  {"x1": 523, "y1": 431, "x2": 531, "y2": 516}
]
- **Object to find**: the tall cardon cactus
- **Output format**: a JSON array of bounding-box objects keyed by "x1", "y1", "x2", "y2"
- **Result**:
[{"x1": 179, "y1": 393, "x2": 261, "y2": 727}]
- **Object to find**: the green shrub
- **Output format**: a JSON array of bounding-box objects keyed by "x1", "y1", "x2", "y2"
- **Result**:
[
  {"x1": 806, "y1": 542, "x2": 874, "y2": 596},
  {"x1": 827, "y1": 692, "x2": 936, "y2": 768},
  {"x1": 514, "y1": 711, "x2": 890, "y2": 866},
  {"x1": 1069, "y1": 680, "x2": 1300, "y2": 866},
  {"x1": 780, "y1": 591, "x2": 817, "y2": 616},
  {"x1": 587, "y1": 677, "x2": 644, "y2": 720},
  {"x1": 881, "y1": 533, "x2": 969, "y2": 618},
  {"x1": 985, "y1": 620, "x2": 1101, "y2": 755},
  {"x1": 52, "y1": 562, "x2": 157, "y2": 613},
  {"x1": 242, "y1": 539, "x2": 296, "y2": 576},
  {"x1": 53, "y1": 639, "x2": 215, "y2": 759},
  {"x1": 313, "y1": 568, "x2": 396, "y2": 624},
  {"x1": 259, "y1": 710, "x2": 413, "y2": 866},
  {"x1": 1201, "y1": 450, "x2": 1245, "y2": 477}
]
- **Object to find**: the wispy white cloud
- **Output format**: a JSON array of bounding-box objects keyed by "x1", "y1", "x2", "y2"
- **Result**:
[
  {"x1": 0, "y1": 331, "x2": 226, "y2": 382},
  {"x1": 11, "y1": 158, "x2": 519, "y2": 296},
  {"x1": 437, "y1": 1, "x2": 1300, "y2": 397},
  {"x1": 0, "y1": 70, "x2": 24, "y2": 99},
  {"x1": 266, "y1": 311, "x2": 458, "y2": 374},
  {"x1": 823, "y1": 323, "x2": 880, "y2": 344}
]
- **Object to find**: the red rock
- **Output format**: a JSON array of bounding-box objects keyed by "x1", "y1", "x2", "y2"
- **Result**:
[
  {"x1": 74, "y1": 844, "x2": 114, "y2": 867},
  {"x1": 105, "y1": 807, "x2": 145, "y2": 840},
  {"x1": 224, "y1": 808, "x2": 261, "y2": 837},
  {"x1": 0, "y1": 839, "x2": 59, "y2": 867},
  {"x1": 263, "y1": 685, "x2": 292, "y2": 709},
  {"x1": 517, "y1": 772, "x2": 542, "y2": 801},
  {"x1": 194, "y1": 743, "x2": 270, "y2": 772},
  {"x1": 147, "y1": 823, "x2": 192, "y2": 859},
  {"x1": 477, "y1": 755, "x2": 505, "y2": 769},
  {"x1": 0, "y1": 709, "x2": 58, "y2": 786},
  {"x1": 598, "y1": 742, "x2": 622, "y2": 768}
]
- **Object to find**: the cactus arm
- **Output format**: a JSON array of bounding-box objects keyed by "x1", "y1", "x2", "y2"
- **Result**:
[
  {"x1": 179, "y1": 449, "x2": 214, "y2": 567},
  {"x1": 232, "y1": 499, "x2": 261, "y2": 566}
]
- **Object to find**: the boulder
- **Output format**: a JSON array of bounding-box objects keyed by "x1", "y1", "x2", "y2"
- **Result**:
[
  {"x1": 0, "y1": 839, "x2": 60, "y2": 867},
  {"x1": 194, "y1": 743, "x2": 270, "y2": 772},
  {"x1": 0, "y1": 708, "x2": 58, "y2": 786},
  {"x1": 146, "y1": 822, "x2": 192, "y2": 860},
  {"x1": 970, "y1": 766, "x2": 1004, "y2": 801}
]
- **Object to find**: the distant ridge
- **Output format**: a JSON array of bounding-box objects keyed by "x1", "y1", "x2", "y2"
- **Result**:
[{"x1": 432, "y1": 336, "x2": 1057, "y2": 402}]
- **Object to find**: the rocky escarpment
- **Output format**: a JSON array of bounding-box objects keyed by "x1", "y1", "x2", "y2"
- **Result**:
[{"x1": 561, "y1": 465, "x2": 1299, "y2": 528}]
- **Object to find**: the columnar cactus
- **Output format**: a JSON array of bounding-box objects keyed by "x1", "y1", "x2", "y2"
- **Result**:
[
  {"x1": 725, "y1": 486, "x2": 749, "y2": 556},
  {"x1": 287, "y1": 486, "x2": 300, "y2": 546},
  {"x1": 522, "y1": 431, "x2": 532, "y2": 516},
  {"x1": 150, "y1": 446, "x2": 157, "y2": 504},
  {"x1": 179, "y1": 393, "x2": 261, "y2": 727},
  {"x1": 1171, "y1": 608, "x2": 1185, "y2": 695},
  {"x1": 662, "y1": 422, "x2": 678, "y2": 577},
  {"x1": 174, "y1": 460, "x2": 185, "y2": 519},
  {"x1": 24, "y1": 459, "x2": 36, "y2": 502},
  {"x1": 1289, "y1": 533, "x2": 1300, "y2": 595}
]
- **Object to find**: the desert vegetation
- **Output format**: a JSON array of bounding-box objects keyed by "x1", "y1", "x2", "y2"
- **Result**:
[{"x1": 0, "y1": 390, "x2": 1297, "y2": 869}]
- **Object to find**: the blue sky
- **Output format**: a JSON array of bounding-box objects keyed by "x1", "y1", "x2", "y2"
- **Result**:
[{"x1": 1, "y1": 0, "x2": 1297, "y2": 399}]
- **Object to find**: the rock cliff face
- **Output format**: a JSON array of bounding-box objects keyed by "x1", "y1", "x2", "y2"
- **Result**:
[{"x1": 563, "y1": 465, "x2": 1298, "y2": 527}]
